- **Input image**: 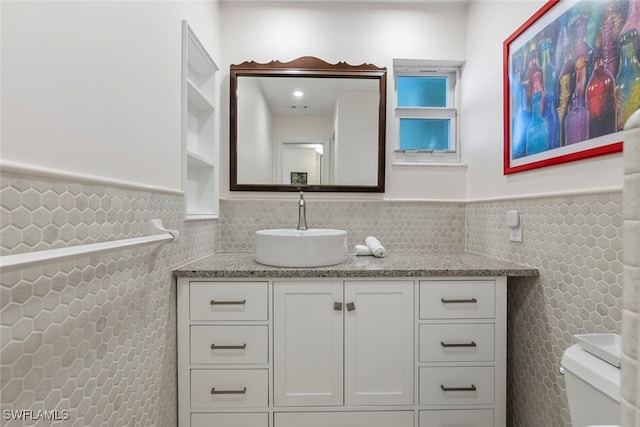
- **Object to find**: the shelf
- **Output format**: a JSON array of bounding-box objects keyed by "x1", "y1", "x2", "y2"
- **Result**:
[
  {"x1": 187, "y1": 81, "x2": 215, "y2": 112},
  {"x1": 185, "y1": 213, "x2": 219, "y2": 221},
  {"x1": 187, "y1": 31, "x2": 217, "y2": 79},
  {"x1": 186, "y1": 165, "x2": 216, "y2": 215},
  {"x1": 187, "y1": 150, "x2": 215, "y2": 168},
  {"x1": 182, "y1": 20, "x2": 218, "y2": 220},
  {"x1": 187, "y1": 103, "x2": 215, "y2": 159}
]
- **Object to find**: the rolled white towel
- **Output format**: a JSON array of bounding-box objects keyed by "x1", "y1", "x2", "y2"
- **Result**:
[
  {"x1": 365, "y1": 236, "x2": 386, "y2": 258},
  {"x1": 354, "y1": 244, "x2": 372, "y2": 256}
]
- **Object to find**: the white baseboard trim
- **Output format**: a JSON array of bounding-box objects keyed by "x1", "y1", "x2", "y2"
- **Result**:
[
  {"x1": 1, "y1": 160, "x2": 183, "y2": 196},
  {"x1": 465, "y1": 186, "x2": 623, "y2": 204}
]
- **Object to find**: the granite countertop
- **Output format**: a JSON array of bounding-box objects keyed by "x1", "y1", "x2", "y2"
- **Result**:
[{"x1": 174, "y1": 251, "x2": 539, "y2": 278}]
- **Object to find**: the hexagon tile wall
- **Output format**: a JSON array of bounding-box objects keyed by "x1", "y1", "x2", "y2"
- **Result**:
[
  {"x1": 221, "y1": 195, "x2": 623, "y2": 426},
  {"x1": 466, "y1": 193, "x2": 623, "y2": 427},
  {"x1": 0, "y1": 172, "x2": 216, "y2": 427},
  {"x1": 219, "y1": 199, "x2": 466, "y2": 252},
  {"x1": 0, "y1": 171, "x2": 623, "y2": 427}
]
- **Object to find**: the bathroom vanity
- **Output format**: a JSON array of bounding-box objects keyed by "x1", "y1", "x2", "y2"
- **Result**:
[{"x1": 174, "y1": 252, "x2": 537, "y2": 427}]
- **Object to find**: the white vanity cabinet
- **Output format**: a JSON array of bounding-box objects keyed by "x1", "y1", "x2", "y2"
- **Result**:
[{"x1": 177, "y1": 276, "x2": 507, "y2": 427}]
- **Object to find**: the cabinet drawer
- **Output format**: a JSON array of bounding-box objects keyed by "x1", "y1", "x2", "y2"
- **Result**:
[
  {"x1": 419, "y1": 367, "x2": 494, "y2": 405},
  {"x1": 191, "y1": 412, "x2": 268, "y2": 427},
  {"x1": 419, "y1": 409, "x2": 494, "y2": 427},
  {"x1": 419, "y1": 323, "x2": 494, "y2": 362},
  {"x1": 274, "y1": 411, "x2": 414, "y2": 427},
  {"x1": 419, "y1": 281, "x2": 494, "y2": 319},
  {"x1": 191, "y1": 325, "x2": 268, "y2": 365},
  {"x1": 190, "y1": 282, "x2": 268, "y2": 321},
  {"x1": 190, "y1": 369, "x2": 268, "y2": 408}
]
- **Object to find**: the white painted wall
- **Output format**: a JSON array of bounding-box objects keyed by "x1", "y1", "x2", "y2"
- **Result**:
[
  {"x1": 220, "y1": 1, "x2": 468, "y2": 199},
  {"x1": 463, "y1": 0, "x2": 624, "y2": 200},
  {"x1": 282, "y1": 148, "x2": 321, "y2": 185},
  {"x1": 3, "y1": 1, "x2": 621, "y2": 200},
  {"x1": 273, "y1": 115, "x2": 333, "y2": 143},
  {"x1": 334, "y1": 92, "x2": 378, "y2": 185},
  {"x1": 237, "y1": 76, "x2": 274, "y2": 184},
  {"x1": 273, "y1": 115, "x2": 333, "y2": 184},
  {"x1": 1, "y1": 0, "x2": 221, "y2": 191}
]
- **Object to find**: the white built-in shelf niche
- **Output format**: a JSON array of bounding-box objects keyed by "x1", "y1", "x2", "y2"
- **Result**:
[{"x1": 182, "y1": 21, "x2": 219, "y2": 220}]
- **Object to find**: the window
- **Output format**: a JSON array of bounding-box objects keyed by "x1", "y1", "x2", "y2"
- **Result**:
[{"x1": 393, "y1": 59, "x2": 464, "y2": 164}]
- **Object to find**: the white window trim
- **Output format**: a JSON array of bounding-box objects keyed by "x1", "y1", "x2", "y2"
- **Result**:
[{"x1": 393, "y1": 59, "x2": 465, "y2": 165}]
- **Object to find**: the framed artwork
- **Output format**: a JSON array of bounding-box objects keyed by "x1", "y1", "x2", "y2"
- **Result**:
[
  {"x1": 503, "y1": 0, "x2": 631, "y2": 174},
  {"x1": 291, "y1": 172, "x2": 308, "y2": 185}
]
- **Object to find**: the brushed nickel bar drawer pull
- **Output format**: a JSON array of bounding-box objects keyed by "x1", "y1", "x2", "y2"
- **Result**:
[
  {"x1": 211, "y1": 387, "x2": 247, "y2": 395},
  {"x1": 210, "y1": 299, "x2": 246, "y2": 305},
  {"x1": 210, "y1": 343, "x2": 247, "y2": 350},
  {"x1": 440, "y1": 298, "x2": 477, "y2": 304},
  {"x1": 440, "y1": 341, "x2": 477, "y2": 348},
  {"x1": 441, "y1": 384, "x2": 477, "y2": 392}
]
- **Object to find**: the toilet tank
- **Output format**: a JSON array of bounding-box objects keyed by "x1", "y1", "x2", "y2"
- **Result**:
[{"x1": 561, "y1": 344, "x2": 621, "y2": 427}]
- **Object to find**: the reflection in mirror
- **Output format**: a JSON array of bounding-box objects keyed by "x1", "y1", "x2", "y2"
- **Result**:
[{"x1": 230, "y1": 57, "x2": 386, "y2": 192}]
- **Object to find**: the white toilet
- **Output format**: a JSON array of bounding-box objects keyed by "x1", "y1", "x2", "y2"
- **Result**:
[{"x1": 561, "y1": 336, "x2": 621, "y2": 427}]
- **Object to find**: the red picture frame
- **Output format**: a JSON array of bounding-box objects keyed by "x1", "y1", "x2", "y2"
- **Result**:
[{"x1": 503, "y1": 0, "x2": 627, "y2": 175}]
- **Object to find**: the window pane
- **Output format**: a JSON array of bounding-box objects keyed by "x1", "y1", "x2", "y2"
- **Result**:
[
  {"x1": 397, "y1": 76, "x2": 447, "y2": 107},
  {"x1": 399, "y1": 118, "x2": 450, "y2": 150}
]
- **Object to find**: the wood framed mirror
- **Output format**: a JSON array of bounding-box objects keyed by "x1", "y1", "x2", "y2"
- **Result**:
[{"x1": 230, "y1": 56, "x2": 386, "y2": 192}]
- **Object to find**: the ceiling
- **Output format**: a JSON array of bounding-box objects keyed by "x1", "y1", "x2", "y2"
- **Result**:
[{"x1": 250, "y1": 76, "x2": 379, "y2": 116}]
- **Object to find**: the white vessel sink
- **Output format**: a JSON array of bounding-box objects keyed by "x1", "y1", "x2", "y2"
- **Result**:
[{"x1": 255, "y1": 228, "x2": 348, "y2": 267}]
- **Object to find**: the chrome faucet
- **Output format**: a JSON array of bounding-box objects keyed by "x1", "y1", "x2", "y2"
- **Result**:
[{"x1": 297, "y1": 191, "x2": 308, "y2": 230}]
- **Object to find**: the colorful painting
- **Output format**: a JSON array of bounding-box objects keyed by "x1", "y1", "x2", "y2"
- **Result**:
[{"x1": 504, "y1": 0, "x2": 633, "y2": 174}]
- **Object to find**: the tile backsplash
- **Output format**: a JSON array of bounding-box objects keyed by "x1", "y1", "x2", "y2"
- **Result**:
[{"x1": 219, "y1": 198, "x2": 466, "y2": 252}]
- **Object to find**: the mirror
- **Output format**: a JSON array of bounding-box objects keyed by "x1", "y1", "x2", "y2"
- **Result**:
[{"x1": 230, "y1": 56, "x2": 386, "y2": 192}]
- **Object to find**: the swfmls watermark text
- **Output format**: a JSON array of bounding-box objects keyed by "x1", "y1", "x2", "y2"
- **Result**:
[{"x1": 3, "y1": 410, "x2": 70, "y2": 421}]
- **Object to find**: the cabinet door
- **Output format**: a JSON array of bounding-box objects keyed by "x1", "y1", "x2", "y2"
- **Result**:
[
  {"x1": 273, "y1": 282, "x2": 344, "y2": 406},
  {"x1": 275, "y1": 411, "x2": 414, "y2": 427},
  {"x1": 344, "y1": 281, "x2": 414, "y2": 406},
  {"x1": 192, "y1": 413, "x2": 268, "y2": 427},
  {"x1": 419, "y1": 409, "x2": 494, "y2": 427}
]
